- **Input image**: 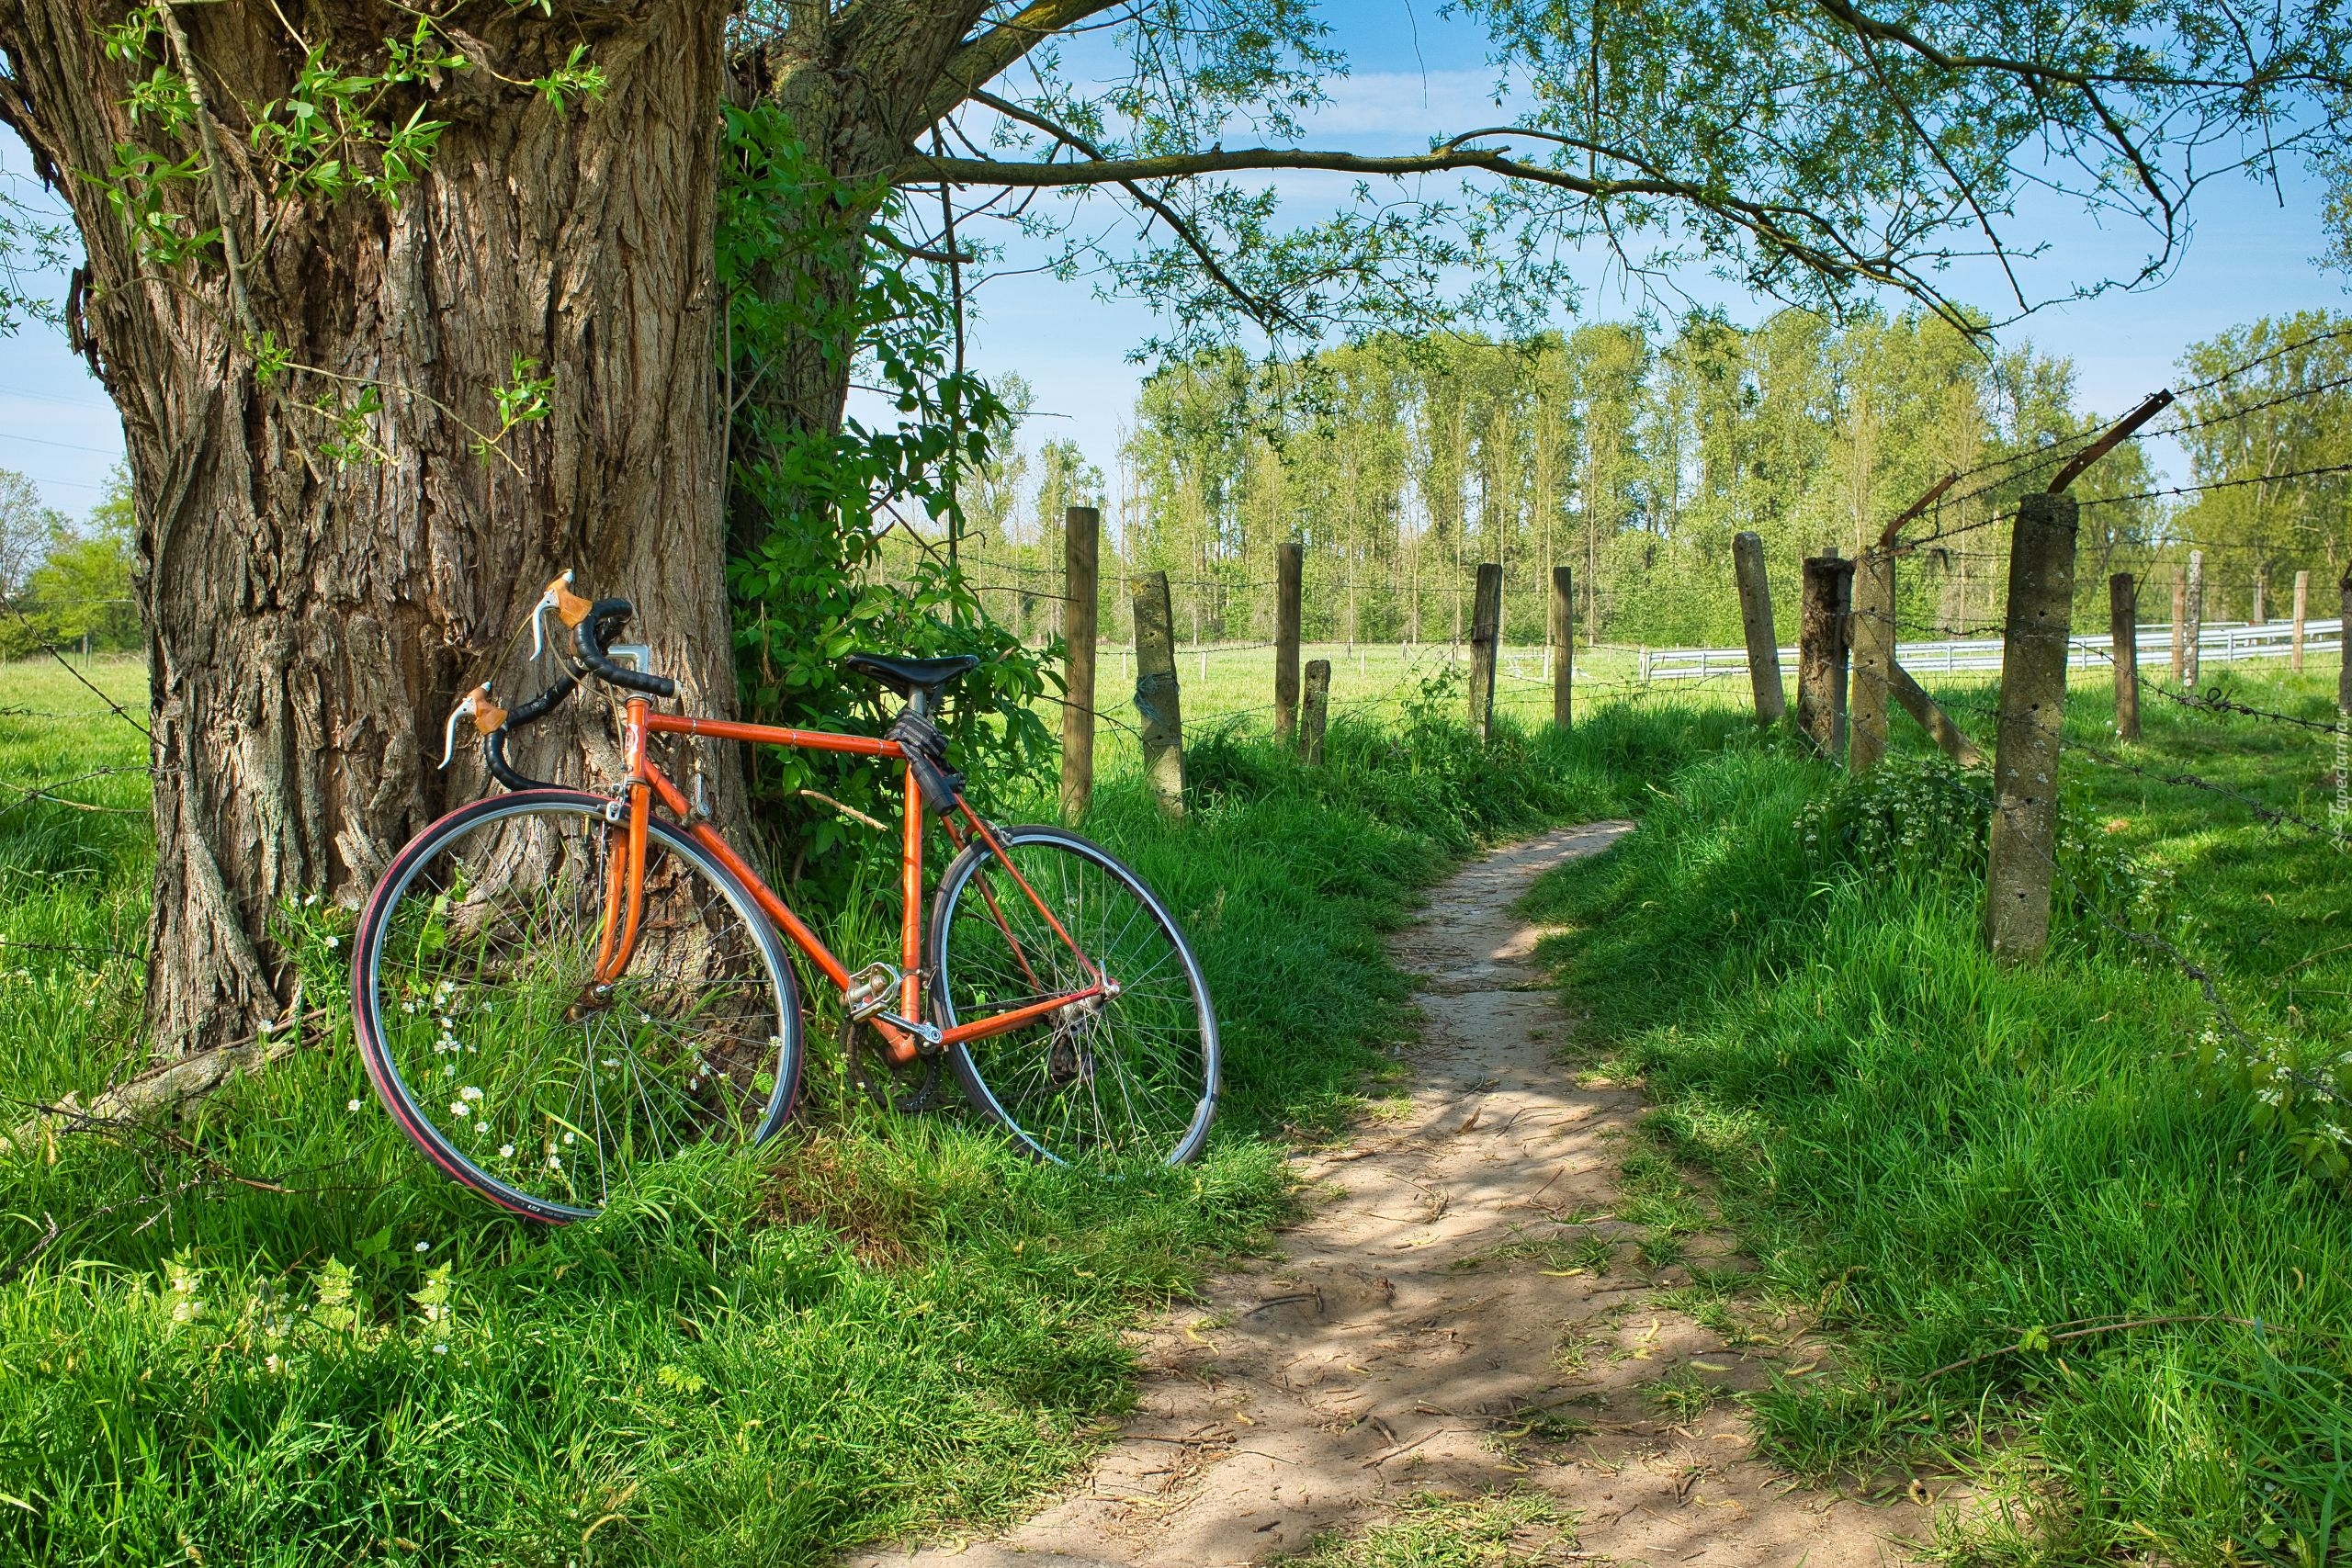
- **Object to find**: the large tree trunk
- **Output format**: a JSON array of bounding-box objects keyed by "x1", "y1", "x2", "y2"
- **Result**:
[{"x1": 0, "y1": 0, "x2": 738, "y2": 1054}]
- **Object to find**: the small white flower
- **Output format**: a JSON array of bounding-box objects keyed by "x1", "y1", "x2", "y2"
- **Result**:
[
  {"x1": 499, "y1": 1145, "x2": 514, "y2": 1158},
  {"x1": 347, "y1": 1098, "x2": 362, "y2": 1112},
  {"x1": 548, "y1": 1155, "x2": 562, "y2": 1171},
  {"x1": 304, "y1": 894, "x2": 320, "y2": 908},
  {"x1": 563, "y1": 1132, "x2": 575, "y2": 1145},
  {"x1": 433, "y1": 1343, "x2": 448, "y2": 1355},
  {"x1": 414, "y1": 1241, "x2": 430, "y2": 1253},
  {"x1": 450, "y1": 1102, "x2": 470, "y2": 1119},
  {"x1": 459, "y1": 1086, "x2": 481, "y2": 1101},
  {"x1": 323, "y1": 935, "x2": 339, "y2": 950},
  {"x1": 265, "y1": 1353, "x2": 283, "y2": 1372}
]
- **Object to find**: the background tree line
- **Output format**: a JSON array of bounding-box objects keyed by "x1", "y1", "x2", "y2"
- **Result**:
[
  {"x1": 938, "y1": 310, "x2": 2351, "y2": 652},
  {"x1": 0, "y1": 467, "x2": 134, "y2": 659}
]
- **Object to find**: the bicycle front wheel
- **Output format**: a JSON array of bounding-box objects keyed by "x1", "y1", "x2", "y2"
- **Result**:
[
  {"x1": 928, "y1": 825, "x2": 1217, "y2": 1165},
  {"x1": 355, "y1": 790, "x2": 802, "y2": 1222}
]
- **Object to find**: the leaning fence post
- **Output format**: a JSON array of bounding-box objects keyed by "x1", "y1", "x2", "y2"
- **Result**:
[
  {"x1": 1549, "y1": 565, "x2": 1575, "y2": 728},
  {"x1": 2173, "y1": 552, "x2": 2191, "y2": 686},
  {"x1": 1849, "y1": 547, "x2": 1896, "y2": 772},
  {"x1": 1985, "y1": 492, "x2": 2080, "y2": 964},
  {"x1": 1274, "y1": 540, "x2": 1303, "y2": 742},
  {"x1": 2109, "y1": 571, "x2": 2140, "y2": 742},
  {"x1": 2340, "y1": 564, "x2": 2352, "y2": 716},
  {"x1": 1731, "y1": 531, "x2": 1786, "y2": 726},
  {"x1": 2292, "y1": 570, "x2": 2310, "y2": 673},
  {"x1": 1467, "y1": 562, "x2": 1502, "y2": 741},
  {"x1": 1132, "y1": 570, "x2": 1184, "y2": 818},
  {"x1": 1300, "y1": 658, "x2": 1331, "y2": 764},
  {"x1": 1796, "y1": 555, "x2": 1855, "y2": 761},
  {"x1": 1060, "y1": 505, "x2": 1100, "y2": 822}
]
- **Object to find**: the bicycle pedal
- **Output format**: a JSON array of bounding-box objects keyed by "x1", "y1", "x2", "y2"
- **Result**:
[{"x1": 843, "y1": 962, "x2": 900, "y2": 1021}]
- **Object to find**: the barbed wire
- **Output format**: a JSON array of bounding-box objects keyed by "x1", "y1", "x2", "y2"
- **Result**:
[
  {"x1": 3, "y1": 602, "x2": 149, "y2": 739},
  {"x1": 2175, "y1": 323, "x2": 2352, "y2": 398},
  {"x1": 1948, "y1": 693, "x2": 2339, "y2": 838}
]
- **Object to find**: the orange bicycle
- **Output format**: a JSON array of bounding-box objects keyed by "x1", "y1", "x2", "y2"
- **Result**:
[{"x1": 354, "y1": 577, "x2": 1218, "y2": 1223}]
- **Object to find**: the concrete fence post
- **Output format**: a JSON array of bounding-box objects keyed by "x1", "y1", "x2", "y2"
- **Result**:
[{"x1": 1985, "y1": 492, "x2": 2080, "y2": 964}]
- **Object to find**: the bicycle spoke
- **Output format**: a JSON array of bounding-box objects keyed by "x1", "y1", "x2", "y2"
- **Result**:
[
  {"x1": 358, "y1": 798, "x2": 795, "y2": 1219},
  {"x1": 938, "y1": 830, "x2": 1215, "y2": 1166}
]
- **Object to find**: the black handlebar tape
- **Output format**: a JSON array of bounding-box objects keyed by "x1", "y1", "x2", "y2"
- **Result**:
[
  {"x1": 482, "y1": 727, "x2": 558, "y2": 792},
  {"x1": 572, "y1": 597, "x2": 678, "y2": 699},
  {"x1": 504, "y1": 668, "x2": 582, "y2": 727}
]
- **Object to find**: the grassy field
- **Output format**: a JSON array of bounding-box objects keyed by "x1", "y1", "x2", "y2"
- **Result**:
[
  {"x1": 1088, "y1": 638, "x2": 1672, "y2": 737},
  {"x1": 1527, "y1": 661, "x2": 2352, "y2": 1563},
  {"x1": 0, "y1": 650, "x2": 1733, "y2": 1566}
]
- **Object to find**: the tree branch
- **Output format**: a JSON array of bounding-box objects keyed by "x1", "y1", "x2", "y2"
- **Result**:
[
  {"x1": 966, "y1": 88, "x2": 1303, "y2": 333},
  {"x1": 927, "y1": 0, "x2": 1136, "y2": 122},
  {"x1": 907, "y1": 141, "x2": 1947, "y2": 313}
]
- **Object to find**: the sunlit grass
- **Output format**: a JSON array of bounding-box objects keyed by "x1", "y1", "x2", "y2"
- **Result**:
[
  {"x1": 1527, "y1": 661, "x2": 2352, "y2": 1562},
  {"x1": 0, "y1": 649, "x2": 1720, "y2": 1565}
]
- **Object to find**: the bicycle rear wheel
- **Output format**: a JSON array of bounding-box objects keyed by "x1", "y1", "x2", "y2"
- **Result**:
[
  {"x1": 927, "y1": 825, "x2": 1217, "y2": 1165},
  {"x1": 354, "y1": 790, "x2": 801, "y2": 1222}
]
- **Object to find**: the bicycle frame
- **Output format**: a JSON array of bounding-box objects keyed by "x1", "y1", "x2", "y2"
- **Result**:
[{"x1": 594, "y1": 697, "x2": 1103, "y2": 1065}]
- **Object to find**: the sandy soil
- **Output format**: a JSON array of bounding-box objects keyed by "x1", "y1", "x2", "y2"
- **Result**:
[{"x1": 852, "y1": 824, "x2": 1935, "y2": 1567}]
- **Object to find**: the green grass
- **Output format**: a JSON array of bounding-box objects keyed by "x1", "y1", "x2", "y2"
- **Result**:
[
  {"x1": 0, "y1": 652, "x2": 1722, "y2": 1566},
  {"x1": 1279, "y1": 1491, "x2": 1578, "y2": 1568},
  {"x1": 1081, "y1": 637, "x2": 1658, "y2": 735},
  {"x1": 1524, "y1": 662, "x2": 2352, "y2": 1565}
]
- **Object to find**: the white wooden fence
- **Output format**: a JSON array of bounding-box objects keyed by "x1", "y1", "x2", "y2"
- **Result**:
[{"x1": 1636, "y1": 619, "x2": 2346, "y2": 682}]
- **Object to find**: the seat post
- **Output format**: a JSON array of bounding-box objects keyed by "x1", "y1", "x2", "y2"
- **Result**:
[{"x1": 905, "y1": 689, "x2": 933, "y2": 723}]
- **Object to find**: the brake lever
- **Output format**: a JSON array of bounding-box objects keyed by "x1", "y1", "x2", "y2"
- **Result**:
[
  {"x1": 530, "y1": 570, "x2": 594, "y2": 660},
  {"x1": 439, "y1": 684, "x2": 508, "y2": 768}
]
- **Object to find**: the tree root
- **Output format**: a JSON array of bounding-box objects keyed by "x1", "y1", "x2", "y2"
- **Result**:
[{"x1": 0, "y1": 1005, "x2": 326, "y2": 1158}]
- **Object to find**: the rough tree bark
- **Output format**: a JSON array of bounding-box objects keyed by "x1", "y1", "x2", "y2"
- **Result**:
[{"x1": 0, "y1": 0, "x2": 738, "y2": 1054}]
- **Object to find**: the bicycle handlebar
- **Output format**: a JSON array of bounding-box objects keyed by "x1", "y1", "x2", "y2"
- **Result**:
[
  {"x1": 440, "y1": 577, "x2": 676, "y2": 792},
  {"x1": 574, "y1": 598, "x2": 678, "y2": 699}
]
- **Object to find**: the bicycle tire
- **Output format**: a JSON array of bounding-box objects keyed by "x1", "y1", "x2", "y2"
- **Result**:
[
  {"x1": 354, "y1": 789, "x2": 802, "y2": 1223},
  {"x1": 927, "y1": 824, "x2": 1217, "y2": 1165}
]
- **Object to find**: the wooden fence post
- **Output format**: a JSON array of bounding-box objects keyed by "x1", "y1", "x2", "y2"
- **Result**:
[
  {"x1": 1732, "y1": 531, "x2": 1786, "y2": 726},
  {"x1": 1549, "y1": 565, "x2": 1575, "y2": 728},
  {"x1": 1274, "y1": 541, "x2": 1303, "y2": 742},
  {"x1": 1060, "y1": 505, "x2": 1099, "y2": 822},
  {"x1": 2292, "y1": 570, "x2": 2310, "y2": 672},
  {"x1": 1796, "y1": 556, "x2": 1855, "y2": 760},
  {"x1": 1301, "y1": 658, "x2": 1331, "y2": 764},
  {"x1": 2109, "y1": 571, "x2": 2139, "y2": 742},
  {"x1": 1467, "y1": 562, "x2": 1502, "y2": 741},
  {"x1": 2184, "y1": 548, "x2": 2204, "y2": 688},
  {"x1": 1984, "y1": 492, "x2": 2079, "y2": 964},
  {"x1": 1849, "y1": 547, "x2": 1895, "y2": 772},
  {"x1": 1132, "y1": 570, "x2": 1184, "y2": 818},
  {"x1": 2171, "y1": 573, "x2": 2187, "y2": 682}
]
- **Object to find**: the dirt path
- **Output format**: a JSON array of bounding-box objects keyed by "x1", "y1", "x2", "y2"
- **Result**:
[{"x1": 854, "y1": 825, "x2": 1932, "y2": 1567}]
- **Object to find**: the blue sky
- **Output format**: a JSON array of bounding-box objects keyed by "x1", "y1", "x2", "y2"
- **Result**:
[{"x1": 4, "y1": 3, "x2": 2346, "y2": 521}]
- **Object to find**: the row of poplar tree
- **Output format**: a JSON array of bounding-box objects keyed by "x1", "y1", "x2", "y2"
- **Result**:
[{"x1": 937, "y1": 309, "x2": 2351, "y2": 651}]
